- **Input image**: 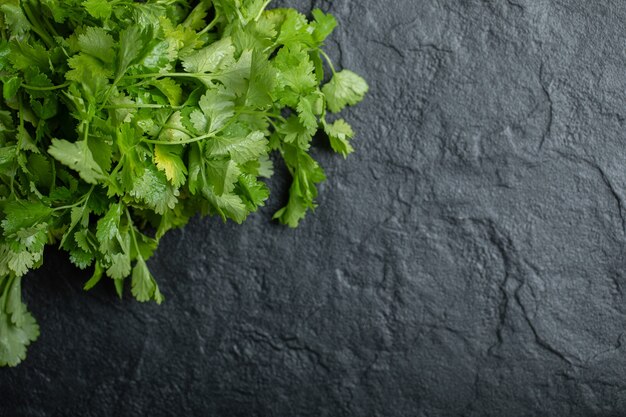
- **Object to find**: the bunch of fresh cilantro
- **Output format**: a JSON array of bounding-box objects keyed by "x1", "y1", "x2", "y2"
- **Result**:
[{"x1": 0, "y1": 0, "x2": 367, "y2": 367}]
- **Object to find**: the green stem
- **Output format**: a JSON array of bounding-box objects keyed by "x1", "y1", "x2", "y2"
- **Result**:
[
  {"x1": 103, "y1": 104, "x2": 183, "y2": 110},
  {"x1": 198, "y1": 10, "x2": 220, "y2": 36},
  {"x1": 108, "y1": 155, "x2": 125, "y2": 180},
  {"x1": 141, "y1": 132, "x2": 216, "y2": 145},
  {"x1": 125, "y1": 207, "x2": 142, "y2": 261},
  {"x1": 1, "y1": 274, "x2": 14, "y2": 311},
  {"x1": 21, "y1": 2, "x2": 55, "y2": 48},
  {"x1": 0, "y1": 14, "x2": 7, "y2": 41},
  {"x1": 41, "y1": 12, "x2": 60, "y2": 39},
  {"x1": 22, "y1": 82, "x2": 69, "y2": 91},
  {"x1": 254, "y1": 0, "x2": 272, "y2": 21},
  {"x1": 52, "y1": 186, "x2": 94, "y2": 211},
  {"x1": 319, "y1": 50, "x2": 337, "y2": 75},
  {"x1": 50, "y1": 159, "x2": 56, "y2": 193},
  {"x1": 122, "y1": 72, "x2": 212, "y2": 81},
  {"x1": 98, "y1": 79, "x2": 120, "y2": 112},
  {"x1": 236, "y1": 108, "x2": 286, "y2": 122},
  {"x1": 83, "y1": 121, "x2": 90, "y2": 143}
]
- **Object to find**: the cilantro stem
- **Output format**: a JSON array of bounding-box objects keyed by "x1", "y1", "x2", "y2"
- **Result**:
[
  {"x1": 103, "y1": 104, "x2": 183, "y2": 110},
  {"x1": 141, "y1": 132, "x2": 216, "y2": 145},
  {"x1": 125, "y1": 206, "x2": 143, "y2": 262},
  {"x1": 0, "y1": 275, "x2": 13, "y2": 311},
  {"x1": 236, "y1": 108, "x2": 286, "y2": 122},
  {"x1": 99, "y1": 81, "x2": 120, "y2": 112},
  {"x1": 319, "y1": 50, "x2": 337, "y2": 75},
  {"x1": 83, "y1": 121, "x2": 90, "y2": 142},
  {"x1": 254, "y1": 0, "x2": 272, "y2": 21},
  {"x1": 198, "y1": 11, "x2": 221, "y2": 36},
  {"x1": 41, "y1": 13, "x2": 60, "y2": 39},
  {"x1": 20, "y1": 2, "x2": 55, "y2": 48},
  {"x1": 22, "y1": 83, "x2": 70, "y2": 91},
  {"x1": 50, "y1": 159, "x2": 56, "y2": 193},
  {"x1": 109, "y1": 155, "x2": 125, "y2": 180},
  {"x1": 122, "y1": 73, "x2": 213, "y2": 81},
  {"x1": 52, "y1": 186, "x2": 94, "y2": 211},
  {"x1": 0, "y1": 14, "x2": 6, "y2": 41}
]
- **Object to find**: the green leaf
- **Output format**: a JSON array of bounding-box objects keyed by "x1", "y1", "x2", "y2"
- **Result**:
[
  {"x1": 205, "y1": 131, "x2": 268, "y2": 164},
  {"x1": 84, "y1": 261, "x2": 104, "y2": 290},
  {"x1": 3, "y1": 76, "x2": 20, "y2": 100},
  {"x1": 117, "y1": 26, "x2": 151, "y2": 76},
  {"x1": 152, "y1": 78, "x2": 183, "y2": 107},
  {"x1": 274, "y1": 146, "x2": 326, "y2": 227},
  {"x1": 157, "y1": 111, "x2": 192, "y2": 143},
  {"x1": 153, "y1": 145, "x2": 187, "y2": 188},
  {"x1": 0, "y1": 146, "x2": 17, "y2": 167},
  {"x1": 17, "y1": 126, "x2": 39, "y2": 153},
  {"x1": 205, "y1": 191, "x2": 248, "y2": 224},
  {"x1": 0, "y1": 278, "x2": 39, "y2": 368},
  {"x1": 182, "y1": 37, "x2": 235, "y2": 74},
  {"x1": 130, "y1": 165, "x2": 179, "y2": 215},
  {"x1": 322, "y1": 70, "x2": 369, "y2": 113},
  {"x1": 0, "y1": 0, "x2": 367, "y2": 367},
  {"x1": 107, "y1": 252, "x2": 131, "y2": 280},
  {"x1": 324, "y1": 118, "x2": 355, "y2": 157},
  {"x1": 77, "y1": 27, "x2": 115, "y2": 64},
  {"x1": 7, "y1": 251, "x2": 36, "y2": 277},
  {"x1": 48, "y1": 139, "x2": 107, "y2": 184},
  {"x1": 131, "y1": 257, "x2": 163, "y2": 304},
  {"x1": 69, "y1": 245, "x2": 94, "y2": 269},
  {"x1": 205, "y1": 159, "x2": 241, "y2": 195},
  {"x1": 96, "y1": 203, "x2": 122, "y2": 246},
  {"x1": 67, "y1": 54, "x2": 114, "y2": 84},
  {"x1": 311, "y1": 9, "x2": 337, "y2": 44},
  {"x1": 276, "y1": 9, "x2": 313, "y2": 46},
  {"x1": 195, "y1": 87, "x2": 235, "y2": 134},
  {"x1": 274, "y1": 44, "x2": 317, "y2": 105},
  {"x1": 297, "y1": 93, "x2": 321, "y2": 132},
  {"x1": 82, "y1": 0, "x2": 113, "y2": 20},
  {"x1": 2, "y1": 201, "x2": 53, "y2": 236},
  {"x1": 237, "y1": 173, "x2": 269, "y2": 210},
  {"x1": 213, "y1": 50, "x2": 253, "y2": 95},
  {"x1": 0, "y1": 4, "x2": 30, "y2": 37}
]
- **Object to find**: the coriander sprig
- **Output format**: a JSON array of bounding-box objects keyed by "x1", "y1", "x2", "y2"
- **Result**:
[{"x1": 0, "y1": 0, "x2": 367, "y2": 367}]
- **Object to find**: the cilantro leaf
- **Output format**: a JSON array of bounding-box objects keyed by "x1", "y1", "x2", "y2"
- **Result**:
[
  {"x1": 0, "y1": 0, "x2": 367, "y2": 367},
  {"x1": 131, "y1": 257, "x2": 163, "y2": 304},
  {"x1": 323, "y1": 70, "x2": 369, "y2": 113},
  {"x1": 0, "y1": 275, "x2": 39, "y2": 367},
  {"x1": 324, "y1": 118, "x2": 355, "y2": 158},
  {"x1": 77, "y1": 27, "x2": 115, "y2": 64},
  {"x1": 48, "y1": 139, "x2": 107, "y2": 184},
  {"x1": 82, "y1": 0, "x2": 113, "y2": 21},
  {"x1": 182, "y1": 37, "x2": 235, "y2": 74},
  {"x1": 153, "y1": 144, "x2": 187, "y2": 188},
  {"x1": 205, "y1": 131, "x2": 269, "y2": 164}
]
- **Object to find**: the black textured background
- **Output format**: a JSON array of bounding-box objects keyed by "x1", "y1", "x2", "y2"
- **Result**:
[{"x1": 4, "y1": 1, "x2": 626, "y2": 416}]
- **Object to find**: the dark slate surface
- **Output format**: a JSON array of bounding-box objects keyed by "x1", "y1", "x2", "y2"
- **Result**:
[{"x1": 4, "y1": 0, "x2": 626, "y2": 416}]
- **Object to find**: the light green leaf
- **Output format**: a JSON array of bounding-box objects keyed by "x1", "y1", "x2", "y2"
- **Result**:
[
  {"x1": 182, "y1": 37, "x2": 235, "y2": 74},
  {"x1": 154, "y1": 145, "x2": 187, "y2": 188},
  {"x1": 48, "y1": 139, "x2": 107, "y2": 184},
  {"x1": 322, "y1": 70, "x2": 369, "y2": 113},
  {"x1": 205, "y1": 131, "x2": 268, "y2": 164},
  {"x1": 130, "y1": 165, "x2": 179, "y2": 214},
  {"x1": 82, "y1": 0, "x2": 113, "y2": 20},
  {"x1": 324, "y1": 118, "x2": 355, "y2": 157},
  {"x1": 131, "y1": 257, "x2": 163, "y2": 304},
  {"x1": 77, "y1": 27, "x2": 115, "y2": 63}
]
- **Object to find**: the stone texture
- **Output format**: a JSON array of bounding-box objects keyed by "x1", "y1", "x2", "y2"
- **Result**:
[{"x1": 4, "y1": 0, "x2": 626, "y2": 416}]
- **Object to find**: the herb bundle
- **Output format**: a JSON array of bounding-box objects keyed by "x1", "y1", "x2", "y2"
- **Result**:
[{"x1": 0, "y1": 0, "x2": 367, "y2": 366}]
